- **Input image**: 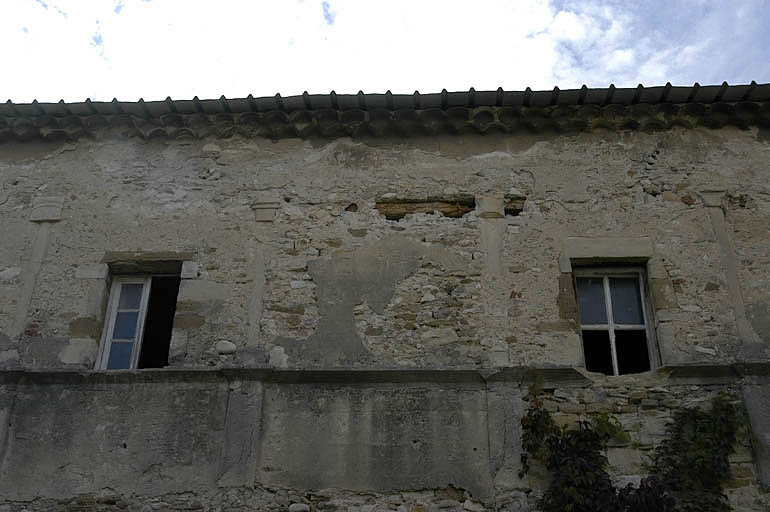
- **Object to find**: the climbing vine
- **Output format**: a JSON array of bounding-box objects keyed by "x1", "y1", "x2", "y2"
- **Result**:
[{"x1": 520, "y1": 388, "x2": 751, "y2": 512}]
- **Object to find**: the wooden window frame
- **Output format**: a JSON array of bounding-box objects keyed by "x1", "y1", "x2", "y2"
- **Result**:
[
  {"x1": 95, "y1": 276, "x2": 152, "y2": 370},
  {"x1": 573, "y1": 266, "x2": 658, "y2": 376}
]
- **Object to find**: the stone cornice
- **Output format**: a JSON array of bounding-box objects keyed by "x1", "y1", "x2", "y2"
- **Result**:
[{"x1": 2, "y1": 364, "x2": 768, "y2": 386}]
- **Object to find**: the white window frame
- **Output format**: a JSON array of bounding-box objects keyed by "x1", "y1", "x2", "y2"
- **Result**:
[
  {"x1": 95, "y1": 277, "x2": 152, "y2": 370},
  {"x1": 574, "y1": 267, "x2": 656, "y2": 376}
]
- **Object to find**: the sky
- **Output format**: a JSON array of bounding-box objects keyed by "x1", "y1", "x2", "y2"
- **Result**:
[{"x1": 2, "y1": 0, "x2": 769, "y2": 103}]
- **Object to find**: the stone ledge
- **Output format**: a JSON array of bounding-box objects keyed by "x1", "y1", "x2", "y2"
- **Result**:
[{"x1": 1, "y1": 363, "x2": 767, "y2": 386}]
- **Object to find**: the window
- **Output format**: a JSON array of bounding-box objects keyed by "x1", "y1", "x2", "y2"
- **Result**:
[
  {"x1": 96, "y1": 274, "x2": 181, "y2": 370},
  {"x1": 575, "y1": 268, "x2": 652, "y2": 375}
]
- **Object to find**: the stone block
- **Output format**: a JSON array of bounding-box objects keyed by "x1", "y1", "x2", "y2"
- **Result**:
[
  {"x1": 700, "y1": 190, "x2": 725, "y2": 208},
  {"x1": 650, "y1": 278, "x2": 678, "y2": 311},
  {"x1": 252, "y1": 194, "x2": 281, "y2": 222},
  {"x1": 29, "y1": 196, "x2": 64, "y2": 222},
  {"x1": 607, "y1": 448, "x2": 644, "y2": 474},
  {"x1": 75, "y1": 264, "x2": 109, "y2": 280},
  {"x1": 168, "y1": 329, "x2": 188, "y2": 363},
  {"x1": 475, "y1": 194, "x2": 504, "y2": 219},
  {"x1": 269, "y1": 345, "x2": 289, "y2": 368},
  {"x1": 216, "y1": 340, "x2": 237, "y2": 355},
  {"x1": 177, "y1": 279, "x2": 229, "y2": 302},
  {"x1": 180, "y1": 260, "x2": 198, "y2": 279}
]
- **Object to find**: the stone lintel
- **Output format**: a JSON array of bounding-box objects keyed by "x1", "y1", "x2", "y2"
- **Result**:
[
  {"x1": 102, "y1": 251, "x2": 194, "y2": 263},
  {"x1": 561, "y1": 236, "x2": 653, "y2": 272},
  {"x1": 101, "y1": 252, "x2": 192, "y2": 275}
]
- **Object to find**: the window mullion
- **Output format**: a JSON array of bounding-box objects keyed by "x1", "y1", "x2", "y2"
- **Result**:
[{"x1": 603, "y1": 276, "x2": 619, "y2": 375}]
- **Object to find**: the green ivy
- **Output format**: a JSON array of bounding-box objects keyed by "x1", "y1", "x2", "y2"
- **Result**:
[{"x1": 520, "y1": 389, "x2": 750, "y2": 512}]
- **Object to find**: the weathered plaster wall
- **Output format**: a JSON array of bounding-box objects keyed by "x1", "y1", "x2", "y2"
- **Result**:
[
  {"x1": 1, "y1": 128, "x2": 769, "y2": 369},
  {"x1": 1, "y1": 375, "x2": 228, "y2": 499},
  {"x1": 1, "y1": 125, "x2": 770, "y2": 510},
  {"x1": 0, "y1": 370, "x2": 767, "y2": 511}
]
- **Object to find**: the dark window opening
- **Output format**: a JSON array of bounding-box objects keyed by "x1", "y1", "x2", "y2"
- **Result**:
[
  {"x1": 616, "y1": 330, "x2": 651, "y2": 374},
  {"x1": 138, "y1": 276, "x2": 181, "y2": 368},
  {"x1": 582, "y1": 330, "x2": 614, "y2": 375}
]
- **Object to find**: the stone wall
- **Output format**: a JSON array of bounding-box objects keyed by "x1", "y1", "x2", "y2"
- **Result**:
[
  {"x1": 0, "y1": 369, "x2": 768, "y2": 511},
  {"x1": 1, "y1": 123, "x2": 770, "y2": 509},
  {"x1": 1, "y1": 128, "x2": 769, "y2": 370}
]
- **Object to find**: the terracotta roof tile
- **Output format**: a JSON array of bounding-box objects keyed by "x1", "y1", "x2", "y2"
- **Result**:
[{"x1": 0, "y1": 82, "x2": 768, "y2": 142}]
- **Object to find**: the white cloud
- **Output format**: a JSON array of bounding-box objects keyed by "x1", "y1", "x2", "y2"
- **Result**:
[
  {"x1": 605, "y1": 49, "x2": 634, "y2": 72},
  {"x1": 549, "y1": 11, "x2": 588, "y2": 42},
  {"x1": 0, "y1": 0, "x2": 767, "y2": 102}
]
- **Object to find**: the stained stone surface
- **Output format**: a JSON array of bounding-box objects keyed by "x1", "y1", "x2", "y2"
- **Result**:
[{"x1": 1, "y1": 111, "x2": 770, "y2": 509}]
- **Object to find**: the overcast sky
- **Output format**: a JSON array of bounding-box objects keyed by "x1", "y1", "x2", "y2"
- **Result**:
[{"x1": 3, "y1": 0, "x2": 769, "y2": 103}]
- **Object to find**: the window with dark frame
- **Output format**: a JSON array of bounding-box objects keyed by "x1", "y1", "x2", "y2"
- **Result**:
[
  {"x1": 575, "y1": 268, "x2": 652, "y2": 376},
  {"x1": 96, "y1": 271, "x2": 181, "y2": 370}
]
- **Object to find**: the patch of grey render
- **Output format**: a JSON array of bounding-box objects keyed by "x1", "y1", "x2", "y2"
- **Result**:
[
  {"x1": 747, "y1": 302, "x2": 770, "y2": 344},
  {"x1": 486, "y1": 382, "x2": 526, "y2": 491},
  {"x1": 742, "y1": 384, "x2": 770, "y2": 489},
  {"x1": 0, "y1": 380, "x2": 229, "y2": 500},
  {"x1": 218, "y1": 380, "x2": 263, "y2": 487},
  {"x1": 20, "y1": 336, "x2": 70, "y2": 368},
  {"x1": 257, "y1": 382, "x2": 493, "y2": 500},
  {"x1": 275, "y1": 235, "x2": 462, "y2": 367},
  {"x1": 0, "y1": 331, "x2": 11, "y2": 351}
]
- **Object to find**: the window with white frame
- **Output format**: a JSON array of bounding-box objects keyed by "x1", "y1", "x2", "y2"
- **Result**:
[
  {"x1": 96, "y1": 274, "x2": 181, "y2": 370},
  {"x1": 574, "y1": 268, "x2": 653, "y2": 376}
]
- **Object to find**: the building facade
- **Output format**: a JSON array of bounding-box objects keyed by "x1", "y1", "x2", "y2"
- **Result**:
[{"x1": 1, "y1": 84, "x2": 770, "y2": 511}]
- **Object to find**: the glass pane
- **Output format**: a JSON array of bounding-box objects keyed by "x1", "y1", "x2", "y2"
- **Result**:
[
  {"x1": 576, "y1": 277, "x2": 607, "y2": 324},
  {"x1": 112, "y1": 311, "x2": 139, "y2": 340},
  {"x1": 616, "y1": 330, "x2": 650, "y2": 375},
  {"x1": 610, "y1": 278, "x2": 644, "y2": 324},
  {"x1": 582, "y1": 330, "x2": 614, "y2": 375},
  {"x1": 107, "y1": 341, "x2": 134, "y2": 369},
  {"x1": 118, "y1": 283, "x2": 143, "y2": 310}
]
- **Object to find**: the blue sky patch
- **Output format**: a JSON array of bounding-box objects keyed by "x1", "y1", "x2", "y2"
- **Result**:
[
  {"x1": 322, "y1": 1, "x2": 335, "y2": 25},
  {"x1": 3, "y1": 0, "x2": 769, "y2": 103}
]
